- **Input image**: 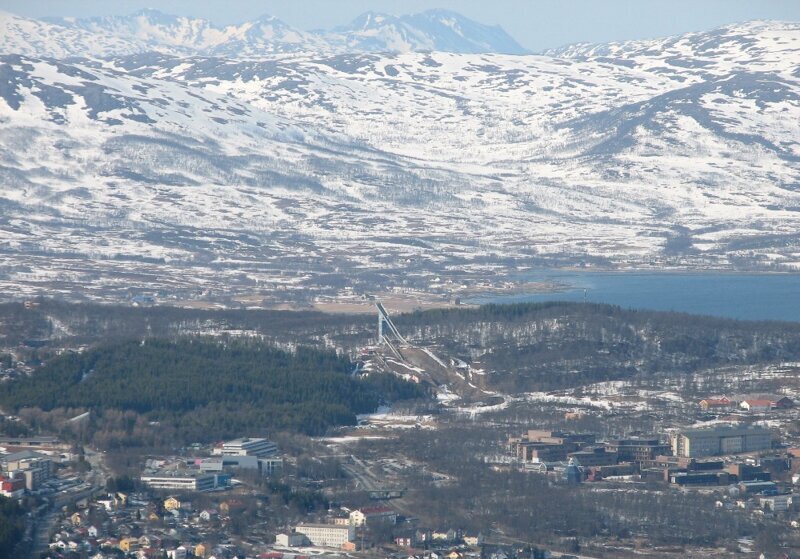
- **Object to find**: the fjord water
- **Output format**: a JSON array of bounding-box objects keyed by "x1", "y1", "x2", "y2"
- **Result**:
[{"x1": 469, "y1": 272, "x2": 800, "y2": 322}]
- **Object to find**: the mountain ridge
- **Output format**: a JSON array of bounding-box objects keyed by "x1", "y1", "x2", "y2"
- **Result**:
[
  {"x1": 0, "y1": 18, "x2": 799, "y2": 303},
  {"x1": 1, "y1": 8, "x2": 529, "y2": 57}
]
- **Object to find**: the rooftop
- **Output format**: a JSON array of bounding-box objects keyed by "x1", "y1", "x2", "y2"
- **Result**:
[
  {"x1": 679, "y1": 425, "x2": 772, "y2": 436},
  {"x1": 0, "y1": 450, "x2": 48, "y2": 462}
]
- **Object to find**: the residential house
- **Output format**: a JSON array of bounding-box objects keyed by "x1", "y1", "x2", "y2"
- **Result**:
[
  {"x1": 773, "y1": 396, "x2": 794, "y2": 409},
  {"x1": 741, "y1": 400, "x2": 773, "y2": 413},
  {"x1": 199, "y1": 509, "x2": 218, "y2": 521},
  {"x1": 164, "y1": 497, "x2": 182, "y2": 511},
  {"x1": 219, "y1": 499, "x2": 245, "y2": 516},
  {"x1": 119, "y1": 537, "x2": 140, "y2": 553},
  {"x1": 699, "y1": 397, "x2": 732, "y2": 411},
  {"x1": 167, "y1": 546, "x2": 188, "y2": 559},
  {"x1": 463, "y1": 534, "x2": 483, "y2": 547}
]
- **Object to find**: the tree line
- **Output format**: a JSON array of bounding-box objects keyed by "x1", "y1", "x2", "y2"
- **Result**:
[{"x1": 0, "y1": 496, "x2": 25, "y2": 559}]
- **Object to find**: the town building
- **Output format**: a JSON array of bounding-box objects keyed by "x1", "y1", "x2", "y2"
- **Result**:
[
  {"x1": 140, "y1": 471, "x2": 229, "y2": 492},
  {"x1": 275, "y1": 533, "x2": 307, "y2": 547},
  {"x1": 216, "y1": 437, "x2": 278, "y2": 458},
  {"x1": 509, "y1": 430, "x2": 596, "y2": 462},
  {"x1": 0, "y1": 450, "x2": 54, "y2": 490},
  {"x1": 670, "y1": 471, "x2": 731, "y2": 486},
  {"x1": 198, "y1": 454, "x2": 283, "y2": 476},
  {"x1": 0, "y1": 475, "x2": 25, "y2": 498},
  {"x1": 0, "y1": 436, "x2": 60, "y2": 448},
  {"x1": 294, "y1": 523, "x2": 354, "y2": 548},
  {"x1": 670, "y1": 425, "x2": 772, "y2": 457},
  {"x1": 604, "y1": 438, "x2": 670, "y2": 462},
  {"x1": 760, "y1": 494, "x2": 793, "y2": 513},
  {"x1": 567, "y1": 447, "x2": 618, "y2": 467},
  {"x1": 349, "y1": 506, "x2": 397, "y2": 527}
]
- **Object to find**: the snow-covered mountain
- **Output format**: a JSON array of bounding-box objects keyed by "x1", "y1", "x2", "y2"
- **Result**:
[
  {"x1": 0, "y1": 11, "x2": 146, "y2": 58},
  {"x1": 43, "y1": 9, "x2": 328, "y2": 56},
  {"x1": 0, "y1": 18, "x2": 799, "y2": 303},
  {"x1": 1, "y1": 9, "x2": 527, "y2": 58},
  {"x1": 325, "y1": 10, "x2": 529, "y2": 54}
]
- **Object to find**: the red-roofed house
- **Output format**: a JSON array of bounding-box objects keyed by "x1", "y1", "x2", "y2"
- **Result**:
[
  {"x1": 699, "y1": 397, "x2": 731, "y2": 411},
  {"x1": 740, "y1": 399, "x2": 772, "y2": 413}
]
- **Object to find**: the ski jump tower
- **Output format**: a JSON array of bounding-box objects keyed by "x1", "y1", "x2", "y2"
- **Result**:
[{"x1": 376, "y1": 302, "x2": 407, "y2": 358}]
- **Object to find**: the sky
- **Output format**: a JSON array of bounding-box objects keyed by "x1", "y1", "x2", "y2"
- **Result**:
[{"x1": 3, "y1": 0, "x2": 800, "y2": 51}]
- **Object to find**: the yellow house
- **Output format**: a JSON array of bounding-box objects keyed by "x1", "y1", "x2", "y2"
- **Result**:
[
  {"x1": 119, "y1": 537, "x2": 139, "y2": 552},
  {"x1": 447, "y1": 551, "x2": 462, "y2": 559},
  {"x1": 164, "y1": 497, "x2": 181, "y2": 511},
  {"x1": 70, "y1": 512, "x2": 82, "y2": 526},
  {"x1": 194, "y1": 543, "x2": 207, "y2": 557},
  {"x1": 148, "y1": 511, "x2": 160, "y2": 522}
]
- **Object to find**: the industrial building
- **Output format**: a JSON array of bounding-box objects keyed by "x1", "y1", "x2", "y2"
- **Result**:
[{"x1": 670, "y1": 425, "x2": 772, "y2": 458}]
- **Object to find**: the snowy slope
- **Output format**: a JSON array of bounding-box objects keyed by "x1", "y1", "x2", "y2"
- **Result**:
[{"x1": 0, "y1": 20, "x2": 799, "y2": 303}]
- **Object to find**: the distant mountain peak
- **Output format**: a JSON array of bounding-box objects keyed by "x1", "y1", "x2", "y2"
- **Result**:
[{"x1": 331, "y1": 8, "x2": 529, "y2": 54}]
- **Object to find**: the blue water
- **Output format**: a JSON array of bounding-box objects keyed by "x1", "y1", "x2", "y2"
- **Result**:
[{"x1": 467, "y1": 272, "x2": 800, "y2": 323}]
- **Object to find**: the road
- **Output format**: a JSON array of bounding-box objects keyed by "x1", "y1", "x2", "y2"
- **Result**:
[{"x1": 30, "y1": 446, "x2": 109, "y2": 557}]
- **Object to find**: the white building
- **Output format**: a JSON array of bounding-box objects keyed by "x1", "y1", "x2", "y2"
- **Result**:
[
  {"x1": 140, "y1": 471, "x2": 226, "y2": 492},
  {"x1": 276, "y1": 533, "x2": 307, "y2": 547},
  {"x1": 295, "y1": 523, "x2": 354, "y2": 548},
  {"x1": 670, "y1": 425, "x2": 773, "y2": 457},
  {"x1": 199, "y1": 455, "x2": 283, "y2": 476},
  {"x1": 760, "y1": 494, "x2": 793, "y2": 512},
  {"x1": 349, "y1": 506, "x2": 397, "y2": 527},
  {"x1": 167, "y1": 547, "x2": 188, "y2": 559},
  {"x1": 217, "y1": 437, "x2": 278, "y2": 458}
]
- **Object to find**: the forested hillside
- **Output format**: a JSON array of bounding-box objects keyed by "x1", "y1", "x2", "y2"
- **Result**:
[
  {"x1": 391, "y1": 303, "x2": 800, "y2": 391},
  {"x1": 4, "y1": 301, "x2": 800, "y2": 395},
  {"x1": 0, "y1": 339, "x2": 428, "y2": 443}
]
